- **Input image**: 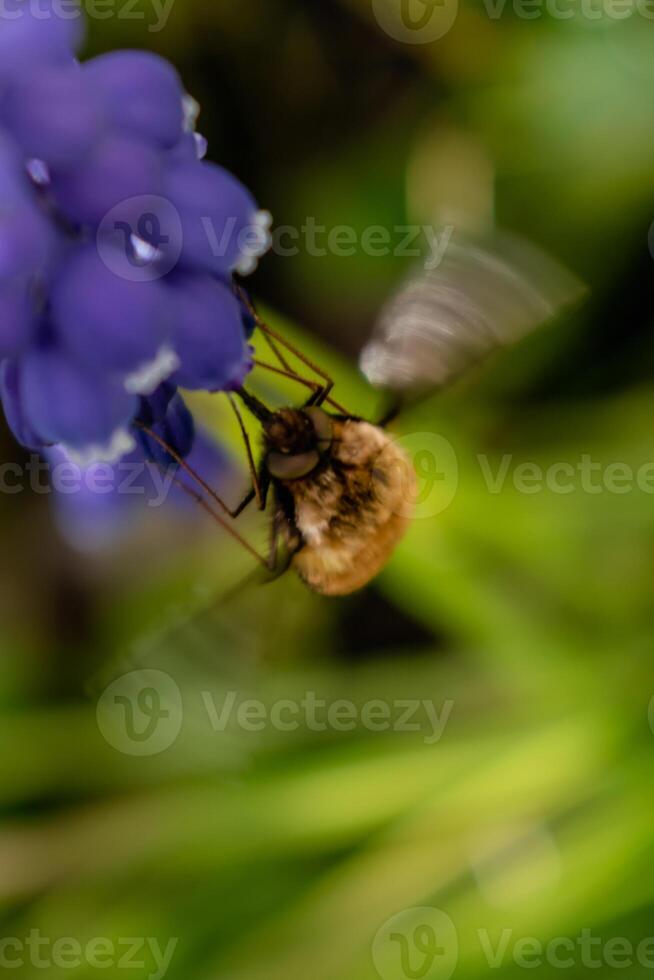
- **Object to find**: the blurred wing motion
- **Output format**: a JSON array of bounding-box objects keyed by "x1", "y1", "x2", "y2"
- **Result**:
[{"x1": 359, "y1": 230, "x2": 587, "y2": 392}]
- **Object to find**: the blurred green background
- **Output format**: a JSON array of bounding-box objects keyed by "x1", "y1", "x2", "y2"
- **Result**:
[{"x1": 2, "y1": 1, "x2": 654, "y2": 977}]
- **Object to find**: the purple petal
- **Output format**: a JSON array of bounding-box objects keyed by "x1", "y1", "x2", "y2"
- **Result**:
[
  {"x1": 165, "y1": 273, "x2": 251, "y2": 391},
  {"x1": 135, "y1": 391, "x2": 195, "y2": 468},
  {"x1": 47, "y1": 425, "x2": 229, "y2": 551},
  {"x1": 84, "y1": 51, "x2": 185, "y2": 149},
  {"x1": 137, "y1": 382, "x2": 177, "y2": 426},
  {"x1": 168, "y1": 132, "x2": 208, "y2": 165},
  {"x1": 45, "y1": 444, "x2": 139, "y2": 552},
  {"x1": 51, "y1": 245, "x2": 172, "y2": 378},
  {"x1": 2, "y1": 64, "x2": 102, "y2": 169},
  {"x1": 0, "y1": 282, "x2": 38, "y2": 358},
  {"x1": 0, "y1": 199, "x2": 56, "y2": 283},
  {"x1": 50, "y1": 134, "x2": 163, "y2": 227},
  {"x1": 0, "y1": 131, "x2": 33, "y2": 202},
  {"x1": 19, "y1": 346, "x2": 138, "y2": 456},
  {"x1": 0, "y1": 1, "x2": 84, "y2": 90},
  {"x1": 164, "y1": 160, "x2": 266, "y2": 277}
]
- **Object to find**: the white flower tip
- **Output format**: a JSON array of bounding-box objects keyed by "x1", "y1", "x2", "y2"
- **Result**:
[
  {"x1": 234, "y1": 210, "x2": 274, "y2": 276},
  {"x1": 124, "y1": 346, "x2": 181, "y2": 396},
  {"x1": 257, "y1": 210, "x2": 274, "y2": 231},
  {"x1": 182, "y1": 93, "x2": 201, "y2": 132},
  {"x1": 194, "y1": 133, "x2": 208, "y2": 160},
  {"x1": 63, "y1": 429, "x2": 136, "y2": 469}
]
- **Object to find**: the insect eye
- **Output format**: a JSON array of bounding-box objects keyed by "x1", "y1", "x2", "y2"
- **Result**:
[
  {"x1": 267, "y1": 450, "x2": 320, "y2": 481},
  {"x1": 303, "y1": 407, "x2": 333, "y2": 450}
]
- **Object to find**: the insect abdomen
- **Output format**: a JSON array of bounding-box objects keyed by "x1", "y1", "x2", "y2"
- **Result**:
[{"x1": 289, "y1": 420, "x2": 415, "y2": 596}]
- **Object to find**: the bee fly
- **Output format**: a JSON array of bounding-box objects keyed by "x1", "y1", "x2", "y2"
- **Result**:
[
  {"x1": 233, "y1": 386, "x2": 417, "y2": 597},
  {"x1": 139, "y1": 230, "x2": 585, "y2": 597}
]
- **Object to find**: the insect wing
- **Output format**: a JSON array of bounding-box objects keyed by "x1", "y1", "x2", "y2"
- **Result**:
[{"x1": 359, "y1": 231, "x2": 587, "y2": 392}]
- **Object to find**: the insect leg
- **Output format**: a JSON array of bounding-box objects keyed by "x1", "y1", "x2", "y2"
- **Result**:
[
  {"x1": 261, "y1": 327, "x2": 295, "y2": 374},
  {"x1": 235, "y1": 285, "x2": 349, "y2": 414},
  {"x1": 167, "y1": 473, "x2": 269, "y2": 568},
  {"x1": 302, "y1": 387, "x2": 331, "y2": 409},
  {"x1": 258, "y1": 320, "x2": 336, "y2": 405},
  {"x1": 227, "y1": 393, "x2": 267, "y2": 511},
  {"x1": 231, "y1": 465, "x2": 271, "y2": 519},
  {"x1": 257, "y1": 333, "x2": 348, "y2": 413},
  {"x1": 253, "y1": 359, "x2": 348, "y2": 414},
  {"x1": 135, "y1": 421, "x2": 263, "y2": 523}
]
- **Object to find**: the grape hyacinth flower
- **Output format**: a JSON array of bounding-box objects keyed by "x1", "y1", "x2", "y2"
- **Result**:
[{"x1": 0, "y1": 1, "x2": 272, "y2": 472}]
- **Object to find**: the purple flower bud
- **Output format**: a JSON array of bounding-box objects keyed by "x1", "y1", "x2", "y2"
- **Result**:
[
  {"x1": 19, "y1": 346, "x2": 138, "y2": 462},
  {"x1": 84, "y1": 51, "x2": 185, "y2": 149},
  {"x1": 50, "y1": 134, "x2": 163, "y2": 227},
  {"x1": 0, "y1": 199, "x2": 57, "y2": 286},
  {"x1": 137, "y1": 382, "x2": 176, "y2": 427},
  {"x1": 45, "y1": 443, "x2": 142, "y2": 552},
  {"x1": 2, "y1": 64, "x2": 102, "y2": 169},
  {"x1": 136, "y1": 391, "x2": 195, "y2": 469},
  {"x1": 47, "y1": 426, "x2": 228, "y2": 552},
  {"x1": 165, "y1": 273, "x2": 250, "y2": 391},
  {"x1": 0, "y1": 0, "x2": 84, "y2": 92},
  {"x1": 164, "y1": 160, "x2": 270, "y2": 277},
  {"x1": 51, "y1": 245, "x2": 174, "y2": 385},
  {"x1": 168, "y1": 132, "x2": 208, "y2": 165},
  {"x1": 0, "y1": 283, "x2": 37, "y2": 359}
]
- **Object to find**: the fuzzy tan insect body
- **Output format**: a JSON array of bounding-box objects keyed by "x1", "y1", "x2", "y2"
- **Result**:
[{"x1": 273, "y1": 417, "x2": 416, "y2": 596}]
